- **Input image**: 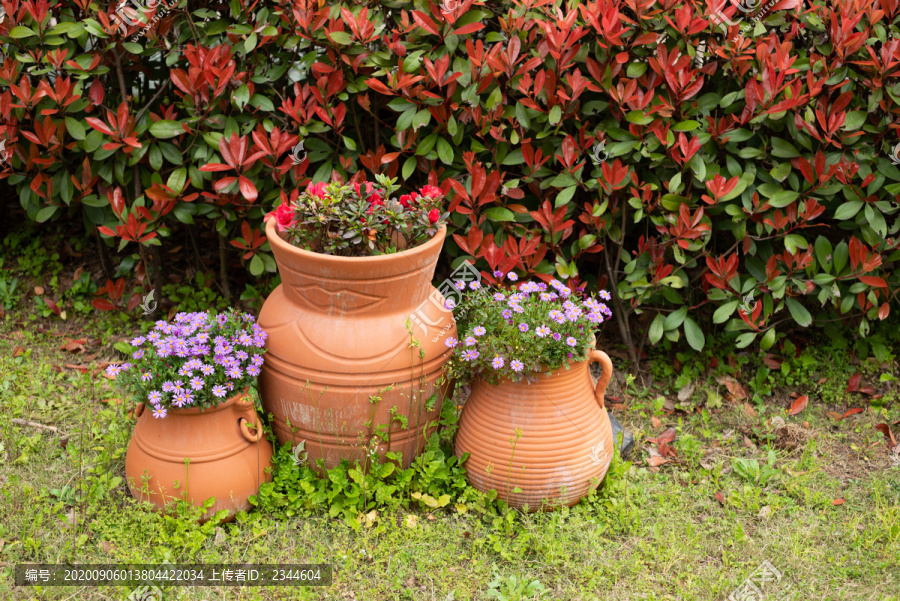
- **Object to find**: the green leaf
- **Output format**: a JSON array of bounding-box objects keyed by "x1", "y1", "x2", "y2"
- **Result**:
[
  {"x1": 149, "y1": 120, "x2": 185, "y2": 139},
  {"x1": 785, "y1": 298, "x2": 812, "y2": 327},
  {"x1": 770, "y1": 137, "x2": 800, "y2": 158},
  {"x1": 249, "y1": 94, "x2": 274, "y2": 111},
  {"x1": 436, "y1": 137, "x2": 454, "y2": 165},
  {"x1": 834, "y1": 201, "x2": 862, "y2": 220},
  {"x1": 9, "y1": 26, "x2": 36, "y2": 39},
  {"x1": 664, "y1": 306, "x2": 687, "y2": 331},
  {"x1": 412, "y1": 109, "x2": 432, "y2": 131},
  {"x1": 65, "y1": 117, "x2": 86, "y2": 141},
  {"x1": 648, "y1": 313, "x2": 665, "y2": 344},
  {"x1": 167, "y1": 168, "x2": 188, "y2": 194},
  {"x1": 329, "y1": 31, "x2": 352, "y2": 45},
  {"x1": 673, "y1": 120, "x2": 700, "y2": 131},
  {"x1": 768, "y1": 190, "x2": 800, "y2": 208},
  {"x1": 760, "y1": 327, "x2": 776, "y2": 351},
  {"x1": 249, "y1": 254, "x2": 264, "y2": 276},
  {"x1": 548, "y1": 105, "x2": 562, "y2": 125},
  {"x1": 483, "y1": 207, "x2": 515, "y2": 222},
  {"x1": 122, "y1": 42, "x2": 143, "y2": 54},
  {"x1": 713, "y1": 300, "x2": 739, "y2": 324},
  {"x1": 735, "y1": 332, "x2": 757, "y2": 348},
  {"x1": 554, "y1": 186, "x2": 576, "y2": 208},
  {"x1": 683, "y1": 317, "x2": 705, "y2": 351},
  {"x1": 402, "y1": 156, "x2": 416, "y2": 180},
  {"x1": 35, "y1": 205, "x2": 58, "y2": 223}
]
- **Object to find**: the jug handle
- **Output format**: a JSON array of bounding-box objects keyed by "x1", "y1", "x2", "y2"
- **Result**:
[
  {"x1": 132, "y1": 402, "x2": 145, "y2": 419},
  {"x1": 235, "y1": 393, "x2": 263, "y2": 442},
  {"x1": 239, "y1": 418, "x2": 262, "y2": 443},
  {"x1": 589, "y1": 349, "x2": 613, "y2": 411}
]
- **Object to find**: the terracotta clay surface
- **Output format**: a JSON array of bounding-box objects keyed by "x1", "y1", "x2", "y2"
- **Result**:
[
  {"x1": 125, "y1": 390, "x2": 273, "y2": 522},
  {"x1": 455, "y1": 349, "x2": 615, "y2": 510},
  {"x1": 259, "y1": 219, "x2": 456, "y2": 471}
]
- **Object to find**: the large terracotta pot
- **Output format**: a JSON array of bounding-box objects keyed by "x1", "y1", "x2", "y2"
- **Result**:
[
  {"x1": 454, "y1": 349, "x2": 615, "y2": 510},
  {"x1": 125, "y1": 390, "x2": 273, "y2": 522},
  {"x1": 259, "y1": 219, "x2": 456, "y2": 471}
]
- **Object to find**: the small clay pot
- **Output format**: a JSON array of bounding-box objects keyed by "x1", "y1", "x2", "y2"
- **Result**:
[
  {"x1": 258, "y1": 219, "x2": 456, "y2": 471},
  {"x1": 454, "y1": 349, "x2": 615, "y2": 510},
  {"x1": 124, "y1": 389, "x2": 273, "y2": 522}
]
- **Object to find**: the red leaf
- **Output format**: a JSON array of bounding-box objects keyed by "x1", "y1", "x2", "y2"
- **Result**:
[
  {"x1": 92, "y1": 299, "x2": 118, "y2": 311},
  {"x1": 840, "y1": 408, "x2": 864, "y2": 420},
  {"x1": 875, "y1": 423, "x2": 897, "y2": 447},
  {"x1": 647, "y1": 456, "x2": 669, "y2": 467},
  {"x1": 411, "y1": 10, "x2": 440, "y2": 35},
  {"x1": 878, "y1": 302, "x2": 890, "y2": 320},
  {"x1": 12, "y1": 346, "x2": 24, "y2": 357},
  {"x1": 858, "y1": 386, "x2": 876, "y2": 396},
  {"x1": 859, "y1": 276, "x2": 887, "y2": 288},
  {"x1": 454, "y1": 22, "x2": 485, "y2": 35},
  {"x1": 846, "y1": 373, "x2": 861, "y2": 393},
  {"x1": 715, "y1": 491, "x2": 725, "y2": 505},
  {"x1": 832, "y1": 498, "x2": 845, "y2": 506},
  {"x1": 788, "y1": 394, "x2": 809, "y2": 415},
  {"x1": 762, "y1": 354, "x2": 782, "y2": 369},
  {"x1": 85, "y1": 117, "x2": 115, "y2": 137},
  {"x1": 238, "y1": 176, "x2": 258, "y2": 202}
]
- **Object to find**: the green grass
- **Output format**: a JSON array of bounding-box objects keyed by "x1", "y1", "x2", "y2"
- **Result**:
[{"x1": 0, "y1": 281, "x2": 898, "y2": 599}]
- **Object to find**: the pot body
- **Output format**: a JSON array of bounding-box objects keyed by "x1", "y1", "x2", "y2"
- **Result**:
[
  {"x1": 455, "y1": 350, "x2": 615, "y2": 510},
  {"x1": 259, "y1": 220, "x2": 456, "y2": 471},
  {"x1": 125, "y1": 391, "x2": 273, "y2": 522}
]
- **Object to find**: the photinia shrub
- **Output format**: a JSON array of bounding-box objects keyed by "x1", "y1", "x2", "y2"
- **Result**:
[{"x1": 0, "y1": 0, "x2": 898, "y2": 362}]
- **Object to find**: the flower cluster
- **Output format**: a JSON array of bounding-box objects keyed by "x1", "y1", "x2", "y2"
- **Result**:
[
  {"x1": 445, "y1": 275, "x2": 612, "y2": 384},
  {"x1": 106, "y1": 309, "x2": 267, "y2": 418},
  {"x1": 264, "y1": 174, "x2": 446, "y2": 257}
]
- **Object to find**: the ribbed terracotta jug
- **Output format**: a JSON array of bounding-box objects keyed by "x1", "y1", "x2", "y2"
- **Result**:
[
  {"x1": 125, "y1": 390, "x2": 273, "y2": 523},
  {"x1": 454, "y1": 349, "x2": 615, "y2": 510},
  {"x1": 258, "y1": 219, "x2": 456, "y2": 471}
]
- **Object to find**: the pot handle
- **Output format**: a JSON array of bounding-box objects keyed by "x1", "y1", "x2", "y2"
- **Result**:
[
  {"x1": 589, "y1": 350, "x2": 613, "y2": 410},
  {"x1": 239, "y1": 418, "x2": 262, "y2": 443},
  {"x1": 132, "y1": 402, "x2": 145, "y2": 419}
]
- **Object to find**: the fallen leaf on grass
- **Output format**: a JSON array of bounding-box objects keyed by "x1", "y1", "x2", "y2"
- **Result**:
[
  {"x1": 858, "y1": 386, "x2": 877, "y2": 397},
  {"x1": 656, "y1": 427, "x2": 677, "y2": 445},
  {"x1": 743, "y1": 436, "x2": 757, "y2": 451},
  {"x1": 832, "y1": 499, "x2": 845, "y2": 506},
  {"x1": 875, "y1": 424, "x2": 897, "y2": 448},
  {"x1": 715, "y1": 491, "x2": 725, "y2": 505},
  {"x1": 647, "y1": 456, "x2": 669, "y2": 467},
  {"x1": 59, "y1": 339, "x2": 86, "y2": 353},
  {"x1": 788, "y1": 394, "x2": 809, "y2": 416},
  {"x1": 12, "y1": 346, "x2": 24, "y2": 358},
  {"x1": 762, "y1": 354, "x2": 781, "y2": 369},
  {"x1": 34, "y1": 286, "x2": 44, "y2": 295},
  {"x1": 841, "y1": 408, "x2": 864, "y2": 420},
  {"x1": 677, "y1": 382, "x2": 695, "y2": 403},
  {"x1": 743, "y1": 402, "x2": 756, "y2": 418},
  {"x1": 758, "y1": 505, "x2": 772, "y2": 518},
  {"x1": 826, "y1": 411, "x2": 843, "y2": 421},
  {"x1": 816, "y1": 376, "x2": 827, "y2": 384},
  {"x1": 716, "y1": 375, "x2": 749, "y2": 401},
  {"x1": 651, "y1": 416, "x2": 662, "y2": 431},
  {"x1": 847, "y1": 373, "x2": 861, "y2": 393},
  {"x1": 100, "y1": 397, "x2": 123, "y2": 405}
]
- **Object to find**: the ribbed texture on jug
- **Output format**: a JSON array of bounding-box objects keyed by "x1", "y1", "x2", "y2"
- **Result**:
[{"x1": 455, "y1": 357, "x2": 614, "y2": 510}]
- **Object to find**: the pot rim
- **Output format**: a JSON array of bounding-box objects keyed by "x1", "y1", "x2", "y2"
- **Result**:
[{"x1": 265, "y1": 218, "x2": 446, "y2": 267}]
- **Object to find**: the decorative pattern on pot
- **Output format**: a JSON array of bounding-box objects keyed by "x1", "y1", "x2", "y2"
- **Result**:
[
  {"x1": 259, "y1": 219, "x2": 457, "y2": 470},
  {"x1": 125, "y1": 390, "x2": 273, "y2": 523},
  {"x1": 454, "y1": 350, "x2": 615, "y2": 510}
]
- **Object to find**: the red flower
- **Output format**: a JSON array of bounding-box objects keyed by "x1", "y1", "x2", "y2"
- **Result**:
[
  {"x1": 264, "y1": 203, "x2": 296, "y2": 231},
  {"x1": 420, "y1": 185, "x2": 442, "y2": 199},
  {"x1": 306, "y1": 182, "x2": 327, "y2": 199},
  {"x1": 428, "y1": 208, "x2": 440, "y2": 224},
  {"x1": 399, "y1": 191, "x2": 418, "y2": 208},
  {"x1": 354, "y1": 181, "x2": 376, "y2": 197},
  {"x1": 366, "y1": 194, "x2": 384, "y2": 214}
]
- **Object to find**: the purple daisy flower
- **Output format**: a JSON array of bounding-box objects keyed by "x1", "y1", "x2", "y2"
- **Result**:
[
  {"x1": 493, "y1": 293, "x2": 505, "y2": 301},
  {"x1": 212, "y1": 385, "x2": 227, "y2": 398},
  {"x1": 105, "y1": 364, "x2": 122, "y2": 376},
  {"x1": 518, "y1": 323, "x2": 529, "y2": 333},
  {"x1": 454, "y1": 281, "x2": 466, "y2": 290},
  {"x1": 141, "y1": 372, "x2": 153, "y2": 383},
  {"x1": 552, "y1": 332, "x2": 562, "y2": 341},
  {"x1": 161, "y1": 381, "x2": 176, "y2": 393},
  {"x1": 536, "y1": 325, "x2": 550, "y2": 337},
  {"x1": 444, "y1": 298, "x2": 457, "y2": 310},
  {"x1": 190, "y1": 377, "x2": 204, "y2": 391},
  {"x1": 146, "y1": 331, "x2": 162, "y2": 342},
  {"x1": 566, "y1": 337, "x2": 577, "y2": 347},
  {"x1": 247, "y1": 364, "x2": 261, "y2": 377},
  {"x1": 539, "y1": 292, "x2": 557, "y2": 302},
  {"x1": 445, "y1": 337, "x2": 458, "y2": 348},
  {"x1": 251, "y1": 355, "x2": 264, "y2": 367},
  {"x1": 147, "y1": 391, "x2": 163, "y2": 404},
  {"x1": 152, "y1": 406, "x2": 168, "y2": 419},
  {"x1": 493, "y1": 270, "x2": 504, "y2": 278},
  {"x1": 235, "y1": 350, "x2": 249, "y2": 361},
  {"x1": 491, "y1": 356, "x2": 505, "y2": 369},
  {"x1": 502, "y1": 309, "x2": 513, "y2": 319},
  {"x1": 200, "y1": 364, "x2": 215, "y2": 375},
  {"x1": 510, "y1": 360, "x2": 524, "y2": 372},
  {"x1": 507, "y1": 272, "x2": 518, "y2": 282},
  {"x1": 226, "y1": 366, "x2": 243, "y2": 379},
  {"x1": 468, "y1": 281, "x2": 481, "y2": 290},
  {"x1": 473, "y1": 326, "x2": 486, "y2": 336},
  {"x1": 511, "y1": 304, "x2": 525, "y2": 314},
  {"x1": 464, "y1": 336, "x2": 477, "y2": 347},
  {"x1": 462, "y1": 350, "x2": 480, "y2": 361},
  {"x1": 131, "y1": 336, "x2": 146, "y2": 346},
  {"x1": 599, "y1": 290, "x2": 611, "y2": 301}
]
